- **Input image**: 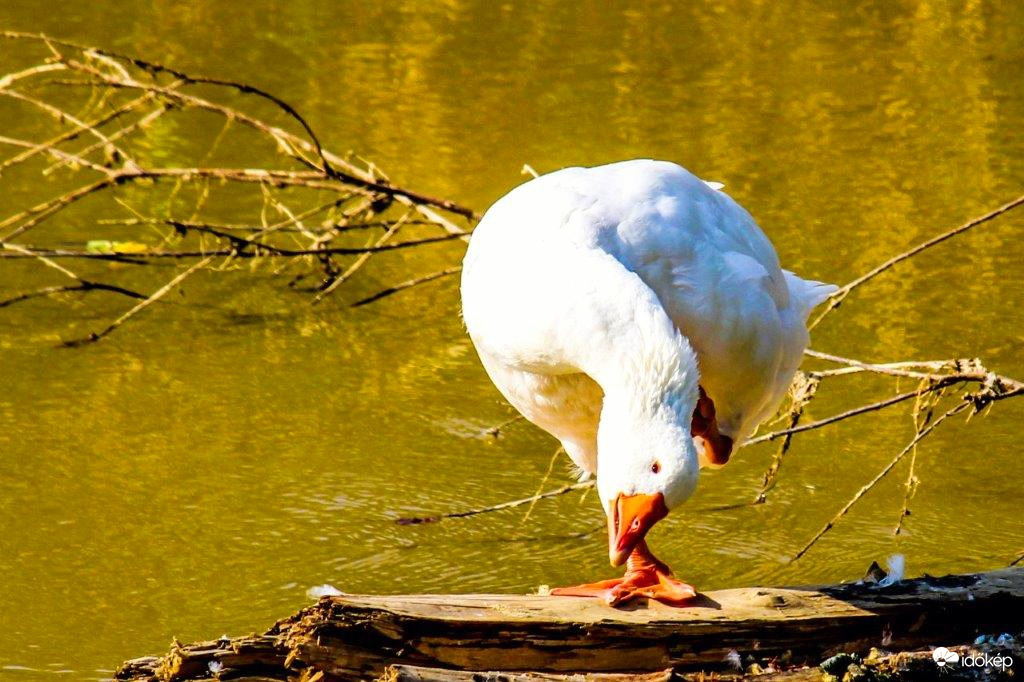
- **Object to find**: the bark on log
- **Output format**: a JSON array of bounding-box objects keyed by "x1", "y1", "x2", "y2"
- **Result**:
[
  {"x1": 381, "y1": 664, "x2": 832, "y2": 681},
  {"x1": 384, "y1": 665, "x2": 677, "y2": 682},
  {"x1": 116, "y1": 567, "x2": 1024, "y2": 682}
]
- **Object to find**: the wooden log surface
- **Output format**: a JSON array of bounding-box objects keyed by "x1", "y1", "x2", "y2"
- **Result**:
[
  {"x1": 384, "y1": 665, "x2": 677, "y2": 682},
  {"x1": 116, "y1": 567, "x2": 1024, "y2": 682},
  {"x1": 382, "y1": 664, "x2": 831, "y2": 681}
]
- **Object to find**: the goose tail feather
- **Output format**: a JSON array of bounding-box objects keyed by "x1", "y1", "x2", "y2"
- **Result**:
[{"x1": 783, "y1": 270, "x2": 839, "y2": 320}]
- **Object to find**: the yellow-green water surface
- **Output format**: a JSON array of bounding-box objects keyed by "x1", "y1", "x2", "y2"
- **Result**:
[{"x1": 1, "y1": 1, "x2": 1023, "y2": 678}]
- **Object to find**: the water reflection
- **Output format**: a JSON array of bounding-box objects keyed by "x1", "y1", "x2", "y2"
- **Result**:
[{"x1": 1, "y1": 0, "x2": 1023, "y2": 677}]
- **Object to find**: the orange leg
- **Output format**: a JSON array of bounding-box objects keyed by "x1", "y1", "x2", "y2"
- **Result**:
[{"x1": 550, "y1": 541, "x2": 697, "y2": 607}]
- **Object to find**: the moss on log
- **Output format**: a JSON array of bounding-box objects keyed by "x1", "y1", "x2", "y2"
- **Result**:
[{"x1": 116, "y1": 568, "x2": 1024, "y2": 682}]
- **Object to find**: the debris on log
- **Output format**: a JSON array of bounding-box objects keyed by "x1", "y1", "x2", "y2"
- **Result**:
[{"x1": 116, "y1": 568, "x2": 1024, "y2": 682}]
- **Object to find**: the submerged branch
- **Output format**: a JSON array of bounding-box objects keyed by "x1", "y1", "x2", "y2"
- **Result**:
[
  {"x1": 351, "y1": 266, "x2": 463, "y2": 307},
  {"x1": 1, "y1": 232, "x2": 466, "y2": 260},
  {"x1": 62, "y1": 256, "x2": 214, "y2": 347},
  {"x1": 395, "y1": 481, "x2": 593, "y2": 525},
  {"x1": 0, "y1": 33, "x2": 480, "y2": 341},
  {"x1": 0, "y1": 281, "x2": 147, "y2": 308}
]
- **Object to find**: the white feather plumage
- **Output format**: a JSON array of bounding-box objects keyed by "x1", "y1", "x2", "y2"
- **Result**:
[{"x1": 462, "y1": 160, "x2": 835, "y2": 512}]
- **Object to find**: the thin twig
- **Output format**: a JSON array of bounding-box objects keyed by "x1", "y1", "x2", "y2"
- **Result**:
[
  {"x1": 44, "y1": 102, "x2": 167, "y2": 175},
  {"x1": 351, "y1": 266, "x2": 462, "y2": 307},
  {"x1": 811, "y1": 192, "x2": 1024, "y2": 328},
  {"x1": 515, "y1": 447, "x2": 564, "y2": 532},
  {"x1": 792, "y1": 401, "x2": 970, "y2": 561},
  {"x1": 0, "y1": 134, "x2": 114, "y2": 175},
  {"x1": 804, "y1": 349, "x2": 1023, "y2": 394},
  {"x1": 312, "y1": 212, "x2": 411, "y2": 303},
  {"x1": 0, "y1": 282, "x2": 146, "y2": 308},
  {"x1": 0, "y1": 88, "x2": 135, "y2": 168},
  {"x1": 94, "y1": 215, "x2": 407, "y2": 236},
  {"x1": 483, "y1": 414, "x2": 526, "y2": 438},
  {"x1": 0, "y1": 61, "x2": 66, "y2": 89},
  {"x1": 55, "y1": 56, "x2": 479, "y2": 220},
  {"x1": 893, "y1": 382, "x2": 944, "y2": 536},
  {"x1": 0, "y1": 91, "x2": 152, "y2": 174},
  {"x1": 62, "y1": 255, "x2": 214, "y2": 347},
  {"x1": 394, "y1": 481, "x2": 594, "y2": 525},
  {"x1": 2, "y1": 30, "x2": 337, "y2": 178},
  {"x1": 0, "y1": 232, "x2": 466, "y2": 260},
  {"x1": 805, "y1": 349, "x2": 953, "y2": 380},
  {"x1": 0, "y1": 176, "x2": 113, "y2": 242},
  {"x1": 0, "y1": 164, "x2": 436, "y2": 243},
  {"x1": 743, "y1": 382, "x2": 960, "y2": 447},
  {"x1": 753, "y1": 373, "x2": 818, "y2": 503}
]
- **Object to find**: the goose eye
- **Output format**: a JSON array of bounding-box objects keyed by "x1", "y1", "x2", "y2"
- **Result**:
[{"x1": 651, "y1": 461, "x2": 661, "y2": 474}]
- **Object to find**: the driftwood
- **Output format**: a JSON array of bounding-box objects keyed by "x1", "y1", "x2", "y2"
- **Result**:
[{"x1": 116, "y1": 567, "x2": 1024, "y2": 682}]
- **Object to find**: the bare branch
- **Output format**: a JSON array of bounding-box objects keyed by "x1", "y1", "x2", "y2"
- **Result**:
[
  {"x1": 811, "y1": 193, "x2": 1024, "y2": 328},
  {"x1": 55, "y1": 56, "x2": 479, "y2": 219},
  {"x1": 395, "y1": 481, "x2": 593, "y2": 525},
  {"x1": 0, "y1": 88, "x2": 135, "y2": 168},
  {"x1": 753, "y1": 373, "x2": 819, "y2": 503},
  {"x1": 0, "y1": 95, "x2": 150, "y2": 173},
  {"x1": 792, "y1": 401, "x2": 970, "y2": 561},
  {"x1": 1, "y1": 32, "x2": 479, "y2": 341},
  {"x1": 313, "y1": 215, "x2": 409, "y2": 303},
  {"x1": 0, "y1": 134, "x2": 116, "y2": 175},
  {"x1": 0, "y1": 281, "x2": 146, "y2": 308},
  {"x1": 1, "y1": 232, "x2": 466, "y2": 260},
  {"x1": 351, "y1": 266, "x2": 462, "y2": 307},
  {"x1": 482, "y1": 414, "x2": 526, "y2": 439},
  {"x1": 63, "y1": 256, "x2": 214, "y2": 347},
  {"x1": 745, "y1": 383, "x2": 955, "y2": 446}
]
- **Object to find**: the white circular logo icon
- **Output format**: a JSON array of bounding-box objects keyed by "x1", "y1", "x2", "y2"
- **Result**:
[{"x1": 933, "y1": 647, "x2": 959, "y2": 667}]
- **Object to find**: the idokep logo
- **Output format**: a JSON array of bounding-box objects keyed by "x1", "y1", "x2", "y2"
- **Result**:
[
  {"x1": 933, "y1": 646, "x2": 1014, "y2": 671},
  {"x1": 962, "y1": 651, "x2": 1014, "y2": 670}
]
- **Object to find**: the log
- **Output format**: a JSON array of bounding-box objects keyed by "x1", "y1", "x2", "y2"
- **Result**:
[
  {"x1": 382, "y1": 665, "x2": 829, "y2": 681},
  {"x1": 384, "y1": 666, "x2": 677, "y2": 682},
  {"x1": 116, "y1": 567, "x2": 1024, "y2": 682}
]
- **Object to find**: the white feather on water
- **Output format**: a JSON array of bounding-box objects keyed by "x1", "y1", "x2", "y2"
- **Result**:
[
  {"x1": 306, "y1": 584, "x2": 343, "y2": 599},
  {"x1": 877, "y1": 554, "x2": 905, "y2": 587}
]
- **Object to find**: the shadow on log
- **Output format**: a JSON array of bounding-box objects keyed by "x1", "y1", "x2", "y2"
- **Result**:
[{"x1": 116, "y1": 568, "x2": 1024, "y2": 682}]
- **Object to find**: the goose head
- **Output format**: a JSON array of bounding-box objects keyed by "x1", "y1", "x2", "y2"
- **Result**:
[{"x1": 595, "y1": 388, "x2": 700, "y2": 566}]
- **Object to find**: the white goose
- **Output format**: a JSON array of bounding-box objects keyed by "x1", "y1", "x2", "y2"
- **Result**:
[{"x1": 461, "y1": 160, "x2": 836, "y2": 606}]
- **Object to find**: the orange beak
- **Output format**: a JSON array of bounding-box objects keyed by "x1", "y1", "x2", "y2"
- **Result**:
[{"x1": 607, "y1": 492, "x2": 668, "y2": 566}]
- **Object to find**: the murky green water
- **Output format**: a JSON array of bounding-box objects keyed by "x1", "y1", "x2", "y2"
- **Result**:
[{"x1": 1, "y1": 1, "x2": 1023, "y2": 678}]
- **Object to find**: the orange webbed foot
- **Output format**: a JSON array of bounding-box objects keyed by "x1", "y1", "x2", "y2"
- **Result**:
[{"x1": 550, "y1": 542, "x2": 697, "y2": 607}]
